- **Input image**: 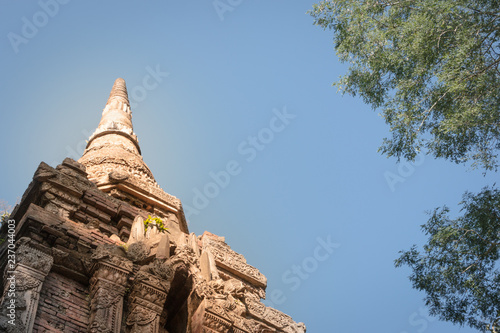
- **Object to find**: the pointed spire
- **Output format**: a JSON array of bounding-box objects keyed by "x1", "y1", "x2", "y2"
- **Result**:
[
  {"x1": 77, "y1": 77, "x2": 189, "y2": 234},
  {"x1": 107, "y1": 78, "x2": 130, "y2": 106},
  {"x1": 84, "y1": 78, "x2": 140, "y2": 154},
  {"x1": 79, "y1": 77, "x2": 153, "y2": 183}
]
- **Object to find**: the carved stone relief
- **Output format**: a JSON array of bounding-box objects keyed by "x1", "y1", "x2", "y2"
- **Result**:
[
  {"x1": 88, "y1": 245, "x2": 133, "y2": 333},
  {"x1": 0, "y1": 242, "x2": 53, "y2": 333},
  {"x1": 202, "y1": 237, "x2": 267, "y2": 288}
]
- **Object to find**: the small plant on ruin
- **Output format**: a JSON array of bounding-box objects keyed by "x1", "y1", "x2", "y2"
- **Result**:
[
  {"x1": 0, "y1": 212, "x2": 9, "y2": 225},
  {"x1": 144, "y1": 215, "x2": 168, "y2": 233},
  {"x1": 0, "y1": 200, "x2": 12, "y2": 227}
]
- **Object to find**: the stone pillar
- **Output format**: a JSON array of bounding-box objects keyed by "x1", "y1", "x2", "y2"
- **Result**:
[
  {"x1": 88, "y1": 253, "x2": 133, "y2": 333},
  {"x1": 125, "y1": 272, "x2": 168, "y2": 333},
  {"x1": 1, "y1": 243, "x2": 53, "y2": 332}
]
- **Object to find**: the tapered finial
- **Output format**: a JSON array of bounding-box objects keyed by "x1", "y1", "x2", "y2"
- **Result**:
[
  {"x1": 82, "y1": 78, "x2": 139, "y2": 154},
  {"x1": 77, "y1": 77, "x2": 188, "y2": 234},
  {"x1": 107, "y1": 78, "x2": 130, "y2": 106}
]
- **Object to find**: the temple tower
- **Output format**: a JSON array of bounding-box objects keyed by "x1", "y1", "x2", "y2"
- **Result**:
[
  {"x1": 0, "y1": 78, "x2": 306, "y2": 333},
  {"x1": 79, "y1": 78, "x2": 188, "y2": 234}
]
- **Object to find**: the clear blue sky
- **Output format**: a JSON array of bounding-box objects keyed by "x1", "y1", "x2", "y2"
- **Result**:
[{"x1": 0, "y1": 1, "x2": 496, "y2": 332}]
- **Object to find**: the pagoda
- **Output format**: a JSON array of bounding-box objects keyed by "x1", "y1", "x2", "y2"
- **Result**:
[{"x1": 0, "y1": 79, "x2": 306, "y2": 333}]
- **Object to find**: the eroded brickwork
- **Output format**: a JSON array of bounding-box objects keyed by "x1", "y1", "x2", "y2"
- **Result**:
[{"x1": 33, "y1": 272, "x2": 90, "y2": 333}]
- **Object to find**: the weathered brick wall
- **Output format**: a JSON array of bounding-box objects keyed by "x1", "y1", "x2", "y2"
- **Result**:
[{"x1": 33, "y1": 272, "x2": 90, "y2": 333}]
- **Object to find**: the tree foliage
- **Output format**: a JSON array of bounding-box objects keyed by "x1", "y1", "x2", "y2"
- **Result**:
[
  {"x1": 309, "y1": 0, "x2": 500, "y2": 170},
  {"x1": 310, "y1": 1, "x2": 500, "y2": 331},
  {"x1": 395, "y1": 187, "x2": 500, "y2": 332}
]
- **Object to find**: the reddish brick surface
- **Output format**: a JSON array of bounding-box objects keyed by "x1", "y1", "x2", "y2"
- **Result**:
[{"x1": 33, "y1": 272, "x2": 90, "y2": 333}]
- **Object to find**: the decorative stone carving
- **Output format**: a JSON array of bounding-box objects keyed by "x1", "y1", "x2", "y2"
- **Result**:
[
  {"x1": 108, "y1": 170, "x2": 129, "y2": 182},
  {"x1": 126, "y1": 304, "x2": 157, "y2": 327},
  {"x1": 0, "y1": 78, "x2": 306, "y2": 333},
  {"x1": 148, "y1": 259, "x2": 175, "y2": 283},
  {"x1": 202, "y1": 236, "x2": 267, "y2": 288},
  {"x1": 191, "y1": 272, "x2": 306, "y2": 333},
  {"x1": 88, "y1": 245, "x2": 133, "y2": 333},
  {"x1": 91, "y1": 244, "x2": 133, "y2": 272},
  {"x1": 191, "y1": 276, "x2": 260, "y2": 333},
  {"x1": 0, "y1": 242, "x2": 53, "y2": 333},
  {"x1": 212, "y1": 279, "x2": 247, "y2": 324},
  {"x1": 88, "y1": 280, "x2": 123, "y2": 333},
  {"x1": 126, "y1": 268, "x2": 170, "y2": 332},
  {"x1": 203, "y1": 312, "x2": 232, "y2": 333},
  {"x1": 15, "y1": 242, "x2": 53, "y2": 276},
  {"x1": 172, "y1": 242, "x2": 198, "y2": 268},
  {"x1": 127, "y1": 241, "x2": 150, "y2": 263},
  {"x1": 192, "y1": 299, "x2": 232, "y2": 333},
  {"x1": 246, "y1": 298, "x2": 306, "y2": 333}
]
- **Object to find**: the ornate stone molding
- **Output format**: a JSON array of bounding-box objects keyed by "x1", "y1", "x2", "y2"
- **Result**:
[
  {"x1": 15, "y1": 243, "x2": 53, "y2": 276},
  {"x1": 126, "y1": 272, "x2": 168, "y2": 333},
  {"x1": 0, "y1": 243, "x2": 53, "y2": 333},
  {"x1": 88, "y1": 245, "x2": 133, "y2": 333},
  {"x1": 246, "y1": 298, "x2": 306, "y2": 333},
  {"x1": 192, "y1": 299, "x2": 232, "y2": 333},
  {"x1": 191, "y1": 278, "x2": 259, "y2": 333},
  {"x1": 202, "y1": 237, "x2": 267, "y2": 288}
]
